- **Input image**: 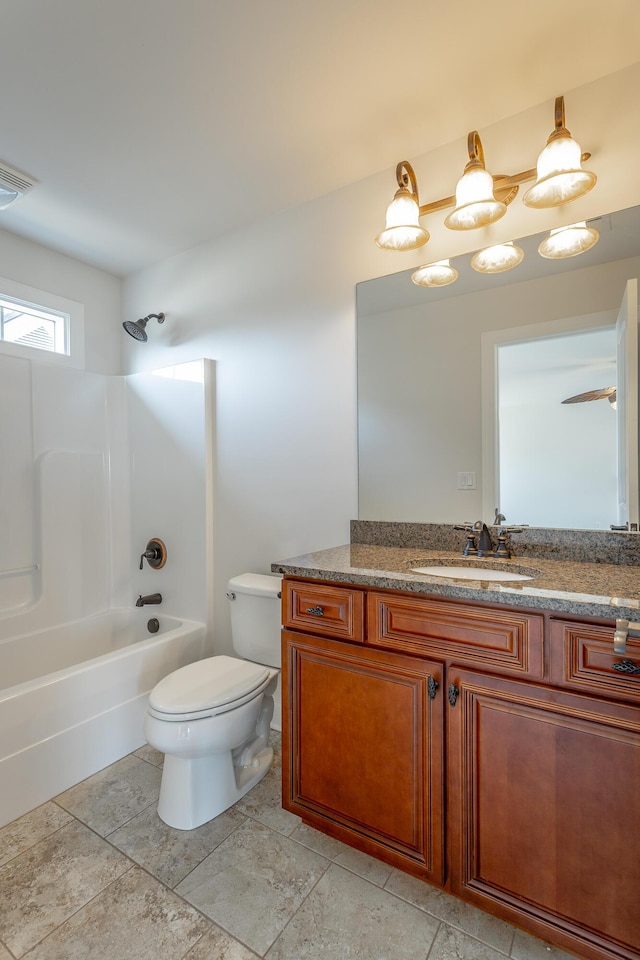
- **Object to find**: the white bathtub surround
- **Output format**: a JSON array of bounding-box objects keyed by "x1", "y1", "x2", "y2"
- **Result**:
[
  {"x1": 0, "y1": 356, "x2": 214, "y2": 639},
  {"x1": 0, "y1": 356, "x2": 215, "y2": 825},
  {"x1": 0, "y1": 611, "x2": 205, "y2": 828}
]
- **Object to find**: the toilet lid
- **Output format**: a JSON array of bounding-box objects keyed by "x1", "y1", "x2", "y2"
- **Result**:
[{"x1": 149, "y1": 655, "x2": 271, "y2": 716}]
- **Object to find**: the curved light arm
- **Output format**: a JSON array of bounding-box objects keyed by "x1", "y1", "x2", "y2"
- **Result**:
[{"x1": 395, "y1": 161, "x2": 420, "y2": 203}]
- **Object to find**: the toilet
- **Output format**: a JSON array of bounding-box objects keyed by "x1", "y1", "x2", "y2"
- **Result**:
[{"x1": 143, "y1": 572, "x2": 282, "y2": 830}]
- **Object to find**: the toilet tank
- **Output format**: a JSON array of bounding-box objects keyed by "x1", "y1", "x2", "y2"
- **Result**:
[{"x1": 227, "y1": 573, "x2": 283, "y2": 668}]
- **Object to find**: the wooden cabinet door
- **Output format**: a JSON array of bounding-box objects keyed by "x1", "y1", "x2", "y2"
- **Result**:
[
  {"x1": 448, "y1": 668, "x2": 640, "y2": 960},
  {"x1": 282, "y1": 629, "x2": 445, "y2": 884}
]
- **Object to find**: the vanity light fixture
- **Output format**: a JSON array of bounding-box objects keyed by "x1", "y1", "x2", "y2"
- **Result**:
[
  {"x1": 375, "y1": 162, "x2": 430, "y2": 251},
  {"x1": 444, "y1": 132, "x2": 508, "y2": 231},
  {"x1": 375, "y1": 96, "x2": 594, "y2": 253},
  {"x1": 523, "y1": 98, "x2": 597, "y2": 209},
  {"x1": 538, "y1": 221, "x2": 599, "y2": 259},
  {"x1": 471, "y1": 241, "x2": 524, "y2": 274},
  {"x1": 411, "y1": 259, "x2": 459, "y2": 287}
]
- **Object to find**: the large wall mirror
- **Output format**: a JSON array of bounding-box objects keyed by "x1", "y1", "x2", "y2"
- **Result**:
[{"x1": 357, "y1": 204, "x2": 640, "y2": 530}]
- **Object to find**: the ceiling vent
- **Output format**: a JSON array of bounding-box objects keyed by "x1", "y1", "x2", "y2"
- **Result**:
[{"x1": 0, "y1": 161, "x2": 38, "y2": 210}]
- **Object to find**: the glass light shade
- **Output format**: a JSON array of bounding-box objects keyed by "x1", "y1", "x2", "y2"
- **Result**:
[
  {"x1": 523, "y1": 135, "x2": 597, "y2": 208},
  {"x1": 471, "y1": 241, "x2": 524, "y2": 274},
  {"x1": 444, "y1": 167, "x2": 507, "y2": 230},
  {"x1": 0, "y1": 185, "x2": 19, "y2": 210},
  {"x1": 538, "y1": 222, "x2": 599, "y2": 259},
  {"x1": 375, "y1": 189, "x2": 430, "y2": 251},
  {"x1": 411, "y1": 259, "x2": 459, "y2": 287}
]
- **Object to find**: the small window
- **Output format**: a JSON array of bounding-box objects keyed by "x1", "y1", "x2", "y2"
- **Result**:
[
  {"x1": 0, "y1": 277, "x2": 84, "y2": 368},
  {"x1": 0, "y1": 296, "x2": 68, "y2": 355}
]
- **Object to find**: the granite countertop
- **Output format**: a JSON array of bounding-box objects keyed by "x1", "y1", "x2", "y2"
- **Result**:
[{"x1": 271, "y1": 542, "x2": 640, "y2": 622}]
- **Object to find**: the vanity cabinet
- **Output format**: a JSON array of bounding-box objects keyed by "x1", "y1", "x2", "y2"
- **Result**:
[
  {"x1": 282, "y1": 627, "x2": 445, "y2": 884},
  {"x1": 447, "y1": 667, "x2": 640, "y2": 960},
  {"x1": 281, "y1": 576, "x2": 640, "y2": 960}
]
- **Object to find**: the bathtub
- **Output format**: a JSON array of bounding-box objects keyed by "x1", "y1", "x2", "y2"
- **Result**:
[{"x1": 0, "y1": 609, "x2": 206, "y2": 828}]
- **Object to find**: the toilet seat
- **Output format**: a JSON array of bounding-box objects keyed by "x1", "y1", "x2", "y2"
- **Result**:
[{"x1": 147, "y1": 655, "x2": 273, "y2": 722}]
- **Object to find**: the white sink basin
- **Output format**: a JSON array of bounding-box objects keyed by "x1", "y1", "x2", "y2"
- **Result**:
[{"x1": 411, "y1": 565, "x2": 534, "y2": 582}]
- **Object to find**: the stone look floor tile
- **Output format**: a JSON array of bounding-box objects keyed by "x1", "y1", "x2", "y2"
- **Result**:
[
  {"x1": 511, "y1": 929, "x2": 582, "y2": 960},
  {"x1": 291, "y1": 822, "x2": 394, "y2": 888},
  {"x1": 289, "y1": 822, "x2": 348, "y2": 859},
  {"x1": 24, "y1": 865, "x2": 211, "y2": 960},
  {"x1": 54, "y1": 754, "x2": 162, "y2": 835},
  {"x1": 108, "y1": 802, "x2": 248, "y2": 888},
  {"x1": 0, "y1": 743, "x2": 583, "y2": 960},
  {"x1": 427, "y1": 923, "x2": 510, "y2": 960},
  {"x1": 235, "y1": 763, "x2": 301, "y2": 836},
  {"x1": 0, "y1": 802, "x2": 72, "y2": 867},
  {"x1": 385, "y1": 868, "x2": 515, "y2": 954},
  {"x1": 334, "y1": 845, "x2": 394, "y2": 887},
  {"x1": 182, "y1": 925, "x2": 260, "y2": 960},
  {"x1": 176, "y1": 818, "x2": 330, "y2": 955},
  {"x1": 0, "y1": 819, "x2": 131, "y2": 957},
  {"x1": 134, "y1": 743, "x2": 164, "y2": 767},
  {"x1": 265, "y1": 862, "x2": 439, "y2": 960}
]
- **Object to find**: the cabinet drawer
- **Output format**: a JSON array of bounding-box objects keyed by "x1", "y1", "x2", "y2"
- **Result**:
[
  {"x1": 367, "y1": 592, "x2": 543, "y2": 678},
  {"x1": 549, "y1": 619, "x2": 640, "y2": 704},
  {"x1": 283, "y1": 579, "x2": 364, "y2": 642}
]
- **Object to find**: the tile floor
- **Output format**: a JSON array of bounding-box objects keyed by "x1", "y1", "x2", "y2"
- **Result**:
[{"x1": 0, "y1": 734, "x2": 581, "y2": 960}]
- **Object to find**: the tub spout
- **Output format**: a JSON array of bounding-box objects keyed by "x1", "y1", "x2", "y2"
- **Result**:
[{"x1": 136, "y1": 593, "x2": 162, "y2": 607}]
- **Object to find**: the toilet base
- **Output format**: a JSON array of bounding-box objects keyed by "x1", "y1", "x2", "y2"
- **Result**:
[{"x1": 157, "y1": 743, "x2": 274, "y2": 830}]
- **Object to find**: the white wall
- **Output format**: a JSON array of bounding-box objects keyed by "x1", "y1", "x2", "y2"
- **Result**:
[
  {"x1": 0, "y1": 227, "x2": 121, "y2": 375},
  {"x1": 121, "y1": 63, "x2": 640, "y2": 655}
]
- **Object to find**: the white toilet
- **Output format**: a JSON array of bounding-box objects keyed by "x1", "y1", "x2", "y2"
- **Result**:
[{"x1": 143, "y1": 572, "x2": 282, "y2": 830}]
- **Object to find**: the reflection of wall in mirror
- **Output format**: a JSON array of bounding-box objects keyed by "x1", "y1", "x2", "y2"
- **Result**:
[
  {"x1": 357, "y1": 254, "x2": 640, "y2": 527},
  {"x1": 498, "y1": 328, "x2": 617, "y2": 529}
]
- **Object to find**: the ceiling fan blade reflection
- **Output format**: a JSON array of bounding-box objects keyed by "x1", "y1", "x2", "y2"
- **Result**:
[{"x1": 561, "y1": 387, "x2": 617, "y2": 404}]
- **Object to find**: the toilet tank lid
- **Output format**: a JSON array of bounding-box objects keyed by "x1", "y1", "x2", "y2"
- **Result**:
[{"x1": 227, "y1": 573, "x2": 282, "y2": 598}]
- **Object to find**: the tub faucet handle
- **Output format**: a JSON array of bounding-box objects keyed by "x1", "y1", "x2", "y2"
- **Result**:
[{"x1": 139, "y1": 538, "x2": 167, "y2": 570}]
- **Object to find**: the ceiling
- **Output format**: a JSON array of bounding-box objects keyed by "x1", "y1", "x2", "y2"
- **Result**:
[{"x1": 1, "y1": 0, "x2": 639, "y2": 277}]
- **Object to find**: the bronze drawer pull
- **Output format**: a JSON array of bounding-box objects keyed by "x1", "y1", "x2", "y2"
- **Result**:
[
  {"x1": 612, "y1": 658, "x2": 640, "y2": 676},
  {"x1": 448, "y1": 683, "x2": 460, "y2": 707},
  {"x1": 306, "y1": 605, "x2": 325, "y2": 617}
]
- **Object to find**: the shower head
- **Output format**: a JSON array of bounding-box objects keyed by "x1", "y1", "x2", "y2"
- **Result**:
[{"x1": 122, "y1": 312, "x2": 165, "y2": 342}]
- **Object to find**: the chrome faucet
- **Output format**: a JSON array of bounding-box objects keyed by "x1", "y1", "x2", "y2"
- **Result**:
[{"x1": 136, "y1": 593, "x2": 162, "y2": 607}]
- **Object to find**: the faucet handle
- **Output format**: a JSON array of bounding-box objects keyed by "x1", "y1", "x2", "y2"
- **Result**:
[
  {"x1": 493, "y1": 530, "x2": 510, "y2": 558},
  {"x1": 493, "y1": 527, "x2": 525, "y2": 558},
  {"x1": 139, "y1": 538, "x2": 167, "y2": 571},
  {"x1": 454, "y1": 523, "x2": 479, "y2": 556}
]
